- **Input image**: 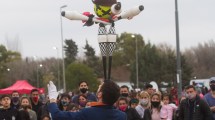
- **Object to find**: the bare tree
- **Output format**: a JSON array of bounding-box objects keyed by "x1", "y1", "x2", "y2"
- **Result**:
[{"x1": 184, "y1": 40, "x2": 215, "y2": 78}]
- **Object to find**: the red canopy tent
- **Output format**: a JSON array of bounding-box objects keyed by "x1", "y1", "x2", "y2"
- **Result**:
[{"x1": 0, "y1": 80, "x2": 44, "y2": 94}]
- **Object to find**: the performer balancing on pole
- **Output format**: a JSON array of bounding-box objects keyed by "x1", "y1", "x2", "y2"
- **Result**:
[
  {"x1": 47, "y1": 1, "x2": 144, "y2": 119},
  {"x1": 61, "y1": 0, "x2": 143, "y2": 82}
]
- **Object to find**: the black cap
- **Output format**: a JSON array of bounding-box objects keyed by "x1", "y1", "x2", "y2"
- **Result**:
[{"x1": 92, "y1": 0, "x2": 117, "y2": 6}]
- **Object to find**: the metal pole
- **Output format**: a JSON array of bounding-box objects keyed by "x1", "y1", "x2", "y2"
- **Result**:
[
  {"x1": 60, "y1": 5, "x2": 67, "y2": 92},
  {"x1": 132, "y1": 35, "x2": 139, "y2": 88},
  {"x1": 175, "y1": 0, "x2": 182, "y2": 98},
  {"x1": 135, "y1": 37, "x2": 139, "y2": 88},
  {"x1": 53, "y1": 47, "x2": 60, "y2": 90},
  {"x1": 37, "y1": 65, "x2": 39, "y2": 88},
  {"x1": 7, "y1": 68, "x2": 12, "y2": 85},
  {"x1": 57, "y1": 48, "x2": 60, "y2": 90}
]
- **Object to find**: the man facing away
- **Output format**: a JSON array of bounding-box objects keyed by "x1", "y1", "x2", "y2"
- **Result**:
[{"x1": 48, "y1": 80, "x2": 126, "y2": 120}]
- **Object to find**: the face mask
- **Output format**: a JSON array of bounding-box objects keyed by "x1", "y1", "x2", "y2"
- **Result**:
[
  {"x1": 21, "y1": 105, "x2": 30, "y2": 110},
  {"x1": 151, "y1": 101, "x2": 160, "y2": 107},
  {"x1": 186, "y1": 93, "x2": 196, "y2": 100},
  {"x1": 140, "y1": 99, "x2": 148, "y2": 106},
  {"x1": 121, "y1": 93, "x2": 129, "y2": 97},
  {"x1": 79, "y1": 102, "x2": 87, "y2": 107},
  {"x1": 210, "y1": 85, "x2": 215, "y2": 91},
  {"x1": 119, "y1": 105, "x2": 127, "y2": 112},
  {"x1": 12, "y1": 97, "x2": 19, "y2": 104},
  {"x1": 32, "y1": 96, "x2": 39, "y2": 103},
  {"x1": 80, "y1": 88, "x2": 88, "y2": 94},
  {"x1": 61, "y1": 100, "x2": 69, "y2": 106}
]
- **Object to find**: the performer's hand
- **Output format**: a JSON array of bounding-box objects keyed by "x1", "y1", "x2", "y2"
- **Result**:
[{"x1": 47, "y1": 81, "x2": 58, "y2": 101}]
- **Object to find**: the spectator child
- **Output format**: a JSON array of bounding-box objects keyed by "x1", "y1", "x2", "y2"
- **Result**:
[
  {"x1": 160, "y1": 93, "x2": 177, "y2": 120},
  {"x1": 117, "y1": 97, "x2": 141, "y2": 120},
  {"x1": 77, "y1": 94, "x2": 88, "y2": 109},
  {"x1": 129, "y1": 98, "x2": 139, "y2": 109},
  {"x1": 41, "y1": 114, "x2": 51, "y2": 120}
]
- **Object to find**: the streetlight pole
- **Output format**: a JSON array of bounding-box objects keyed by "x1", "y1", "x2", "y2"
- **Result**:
[
  {"x1": 37, "y1": 64, "x2": 43, "y2": 88},
  {"x1": 7, "y1": 68, "x2": 12, "y2": 85},
  {"x1": 53, "y1": 46, "x2": 60, "y2": 90},
  {"x1": 132, "y1": 35, "x2": 139, "y2": 88},
  {"x1": 37, "y1": 65, "x2": 39, "y2": 88},
  {"x1": 33, "y1": 56, "x2": 39, "y2": 87},
  {"x1": 175, "y1": 0, "x2": 182, "y2": 98},
  {"x1": 60, "y1": 5, "x2": 67, "y2": 92}
]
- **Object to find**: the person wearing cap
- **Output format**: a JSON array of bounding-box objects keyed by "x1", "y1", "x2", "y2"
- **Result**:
[
  {"x1": 47, "y1": 81, "x2": 126, "y2": 120},
  {"x1": 0, "y1": 95, "x2": 19, "y2": 120},
  {"x1": 204, "y1": 77, "x2": 215, "y2": 120}
]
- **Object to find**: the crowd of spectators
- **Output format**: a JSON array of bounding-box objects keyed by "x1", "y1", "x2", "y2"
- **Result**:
[{"x1": 1, "y1": 78, "x2": 215, "y2": 120}]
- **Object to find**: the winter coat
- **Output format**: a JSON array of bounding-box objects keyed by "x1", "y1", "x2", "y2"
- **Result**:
[
  {"x1": 0, "y1": 107, "x2": 18, "y2": 120},
  {"x1": 125, "y1": 107, "x2": 141, "y2": 120},
  {"x1": 38, "y1": 103, "x2": 49, "y2": 120},
  {"x1": 178, "y1": 95, "x2": 212, "y2": 120},
  {"x1": 143, "y1": 109, "x2": 151, "y2": 120}
]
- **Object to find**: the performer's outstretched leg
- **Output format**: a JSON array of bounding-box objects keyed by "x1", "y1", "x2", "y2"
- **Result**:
[
  {"x1": 98, "y1": 23, "x2": 108, "y2": 80},
  {"x1": 107, "y1": 24, "x2": 116, "y2": 80}
]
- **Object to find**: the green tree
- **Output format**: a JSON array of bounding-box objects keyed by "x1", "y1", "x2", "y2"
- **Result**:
[
  {"x1": 64, "y1": 39, "x2": 78, "y2": 66},
  {"x1": 111, "y1": 33, "x2": 192, "y2": 88},
  {"x1": 181, "y1": 55, "x2": 193, "y2": 86},
  {"x1": 113, "y1": 32, "x2": 145, "y2": 67},
  {"x1": 157, "y1": 44, "x2": 177, "y2": 85},
  {"x1": 0, "y1": 44, "x2": 21, "y2": 88},
  {"x1": 156, "y1": 44, "x2": 192, "y2": 86},
  {"x1": 130, "y1": 42, "x2": 161, "y2": 88},
  {"x1": 65, "y1": 63, "x2": 99, "y2": 92},
  {"x1": 83, "y1": 40, "x2": 103, "y2": 77}
]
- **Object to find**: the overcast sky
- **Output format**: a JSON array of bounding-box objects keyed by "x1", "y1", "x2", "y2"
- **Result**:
[{"x1": 0, "y1": 0, "x2": 214, "y2": 59}]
